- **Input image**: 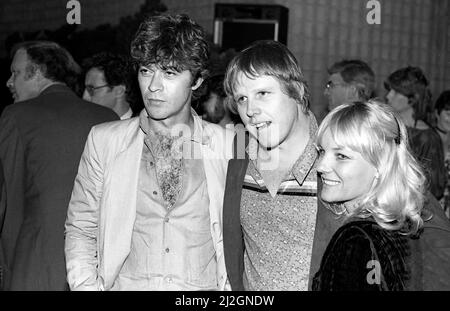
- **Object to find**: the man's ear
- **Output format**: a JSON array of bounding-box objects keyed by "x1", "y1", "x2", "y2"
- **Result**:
[
  {"x1": 348, "y1": 84, "x2": 360, "y2": 100},
  {"x1": 113, "y1": 84, "x2": 126, "y2": 97},
  {"x1": 191, "y1": 77, "x2": 204, "y2": 91},
  {"x1": 25, "y1": 63, "x2": 39, "y2": 80},
  {"x1": 32, "y1": 66, "x2": 49, "y2": 87}
]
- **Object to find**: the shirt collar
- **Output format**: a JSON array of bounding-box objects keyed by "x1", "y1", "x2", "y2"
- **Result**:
[
  {"x1": 139, "y1": 108, "x2": 209, "y2": 146},
  {"x1": 247, "y1": 110, "x2": 318, "y2": 186},
  {"x1": 39, "y1": 81, "x2": 65, "y2": 94},
  {"x1": 120, "y1": 107, "x2": 133, "y2": 120},
  {"x1": 290, "y1": 111, "x2": 318, "y2": 185}
]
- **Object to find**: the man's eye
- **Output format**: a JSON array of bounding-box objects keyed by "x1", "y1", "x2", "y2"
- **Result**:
[
  {"x1": 139, "y1": 68, "x2": 152, "y2": 76},
  {"x1": 235, "y1": 97, "x2": 246, "y2": 104},
  {"x1": 258, "y1": 91, "x2": 269, "y2": 97},
  {"x1": 165, "y1": 71, "x2": 176, "y2": 77}
]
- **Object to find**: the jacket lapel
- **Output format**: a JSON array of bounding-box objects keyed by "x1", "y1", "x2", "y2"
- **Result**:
[
  {"x1": 223, "y1": 132, "x2": 249, "y2": 290},
  {"x1": 101, "y1": 120, "x2": 144, "y2": 289}
]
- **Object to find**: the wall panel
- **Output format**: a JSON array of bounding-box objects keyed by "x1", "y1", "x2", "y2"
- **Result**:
[{"x1": 1, "y1": 0, "x2": 448, "y2": 120}]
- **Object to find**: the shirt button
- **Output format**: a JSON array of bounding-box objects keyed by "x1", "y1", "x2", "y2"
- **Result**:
[
  {"x1": 149, "y1": 161, "x2": 154, "y2": 166},
  {"x1": 164, "y1": 217, "x2": 169, "y2": 223},
  {"x1": 153, "y1": 191, "x2": 158, "y2": 196},
  {"x1": 165, "y1": 248, "x2": 170, "y2": 253}
]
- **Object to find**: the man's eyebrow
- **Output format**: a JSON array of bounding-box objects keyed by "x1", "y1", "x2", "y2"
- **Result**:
[
  {"x1": 254, "y1": 85, "x2": 275, "y2": 92},
  {"x1": 162, "y1": 64, "x2": 182, "y2": 72}
]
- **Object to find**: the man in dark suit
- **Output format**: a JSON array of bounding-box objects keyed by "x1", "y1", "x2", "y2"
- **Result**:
[{"x1": 0, "y1": 41, "x2": 118, "y2": 290}]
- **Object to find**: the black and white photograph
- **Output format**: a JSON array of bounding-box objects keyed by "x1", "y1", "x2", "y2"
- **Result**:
[{"x1": 0, "y1": 0, "x2": 449, "y2": 306}]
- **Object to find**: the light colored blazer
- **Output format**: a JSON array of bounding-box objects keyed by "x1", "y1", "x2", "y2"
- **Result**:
[{"x1": 64, "y1": 112, "x2": 234, "y2": 291}]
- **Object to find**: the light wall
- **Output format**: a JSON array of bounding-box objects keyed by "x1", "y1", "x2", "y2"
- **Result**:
[
  {"x1": 1, "y1": 0, "x2": 449, "y2": 119},
  {"x1": 163, "y1": 0, "x2": 450, "y2": 121}
]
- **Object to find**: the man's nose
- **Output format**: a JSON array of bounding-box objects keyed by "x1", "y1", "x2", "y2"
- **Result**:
[
  {"x1": 82, "y1": 89, "x2": 90, "y2": 101},
  {"x1": 148, "y1": 71, "x2": 163, "y2": 92},
  {"x1": 6, "y1": 75, "x2": 13, "y2": 88},
  {"x1": 246, "y1": 100, "x2": 260, "y2": 118}
]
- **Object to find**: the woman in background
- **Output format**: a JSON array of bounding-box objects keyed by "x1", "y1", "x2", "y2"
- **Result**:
[
  {"x1": 434, "y1": 90, "x2": 450, "y2": 219},
  {"x1": 384, "y1": 67, "x2": 445, "y2": 201}
]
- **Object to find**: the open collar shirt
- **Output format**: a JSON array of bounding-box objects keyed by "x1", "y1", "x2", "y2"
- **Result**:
[
  {"x1": 240, "y1": 111, "x2": 319, "y2": 291},
  {"x1": 111, "y1": 112, "x2": 218, "y2": 290}
]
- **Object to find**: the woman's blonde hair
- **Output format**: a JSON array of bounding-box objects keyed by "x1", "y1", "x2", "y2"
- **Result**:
[{"x1": 317, "y1": 99, "x2": 426, "y2": 234}]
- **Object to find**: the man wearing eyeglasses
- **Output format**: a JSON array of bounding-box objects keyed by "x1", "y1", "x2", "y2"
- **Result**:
[
  {"x1": 82, "y1": 52, "x2": 141, "y2": 120},
  {"x1": 324, "y1": 59, "x2": 375, "y2": 112}
]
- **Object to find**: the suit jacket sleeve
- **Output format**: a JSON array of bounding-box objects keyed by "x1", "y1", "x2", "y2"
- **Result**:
[
  {"x1": 0, "y1": 160, "x2": 6, "y2": 290},
  {"x1": 65, "y1": 127, "x2": 104, "y2": 291},
  {"x1": 0, "y1": 159, "x2": 5, "y2": 240},
  {"x1": 0, "y1": 107, "x2": 26, "y2": 290}
]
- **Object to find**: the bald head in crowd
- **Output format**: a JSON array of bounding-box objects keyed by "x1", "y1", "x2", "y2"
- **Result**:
[{"x1": 6, "y1": 41, "x2": 81, "y2": 103}]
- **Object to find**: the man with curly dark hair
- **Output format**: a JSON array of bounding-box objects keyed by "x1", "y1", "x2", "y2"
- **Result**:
[{"x1": 65, "y1": 14, "x2": 234, "y2": 291}]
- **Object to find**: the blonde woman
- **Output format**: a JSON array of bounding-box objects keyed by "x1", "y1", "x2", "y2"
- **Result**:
[{"x1": 312, "y1": 100, "x2": 450, "y2": 291}]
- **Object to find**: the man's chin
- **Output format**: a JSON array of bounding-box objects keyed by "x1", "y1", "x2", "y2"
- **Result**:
[
  {"x1": 256, "y1": 139, "x2": 279, "y2": 151},
  {"x1": 145, "y1": 109, "x2": 169, "y2": 121}
]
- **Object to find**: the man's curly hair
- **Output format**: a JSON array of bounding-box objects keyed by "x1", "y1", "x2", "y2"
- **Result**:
[{"x1": 130, "y1": 14, "x2": 209, "y2": 98}]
